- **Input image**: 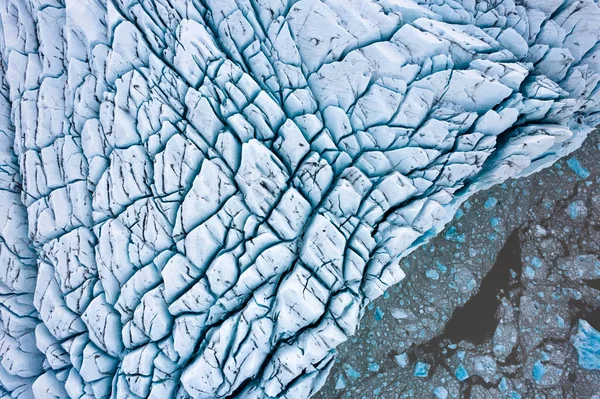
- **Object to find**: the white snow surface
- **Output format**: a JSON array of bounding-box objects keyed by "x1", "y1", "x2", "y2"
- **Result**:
[{"x1": 0, "y1": 0, "x2": 599, "y2": 398}]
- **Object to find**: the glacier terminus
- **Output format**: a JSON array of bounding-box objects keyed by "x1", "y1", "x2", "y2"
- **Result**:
[{"x1": 0, "y1": 0, "x2": 599, "y2": 398}]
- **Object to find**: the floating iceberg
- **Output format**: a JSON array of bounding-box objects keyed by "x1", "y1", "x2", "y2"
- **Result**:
[{"x1": 0, "y1": 0, "x2": 599, "y2": 397}]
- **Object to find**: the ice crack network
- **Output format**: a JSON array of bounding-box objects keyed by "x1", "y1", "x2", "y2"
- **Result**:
[{"x1": 0, "y1": 0, "x2": 599, "y2": 398}]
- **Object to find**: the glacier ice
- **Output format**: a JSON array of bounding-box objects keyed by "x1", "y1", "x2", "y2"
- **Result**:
[{"x1": 0, "y1": 0, "x2": 599, "y2": 398}]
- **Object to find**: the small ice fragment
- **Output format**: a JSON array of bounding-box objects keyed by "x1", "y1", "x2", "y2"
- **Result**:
[
  {"x1": 567, "y1": 200, "x2": 587, "y2": 219},
  {"x1": 414, "y1": 362, "x2": 430, "y2": 377},
  {"x1": 484, "y1": 197, "x2": 498, "y2": 209},
  {"x1": 374, "y1": 307, "x2": 385, "y2": 321},
  {"x1": 532, "y1": 360, "x2": 545, "y2": 383},
  {"x1": 436, "y1": 261, "x2": 447, "y2": 273},
  {"x1": 499, "y1": 377, "x2": 508, "y2": 392},
  {"x1": 455, "y1": 364, "x2": 469, "y2": 381},
  {"x1": 433, "y1": 387, "x2": 449, "y2": 399},
  {"x1": 567, "y1": 158, "x2": 590, "y2": 179},
  {"x1": 524, "y1": 266, "x2": 535, "y2": 279},
  {"x1": 426, "y1": 269, "x2": 440, "y2": 280},
  {"x1": 573, "y1": 320, "x2": 600, "y2": 370},
  {"x1": 395, "y1": 353, "x2": 409, "y2": 368},
  {"x1": 343, "y1": 364, "x2": 362, "y2": 379}
]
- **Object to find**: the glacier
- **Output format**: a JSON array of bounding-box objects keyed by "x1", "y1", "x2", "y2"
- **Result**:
[{"x1": 0, "y1": 0, "x2": 599, "y2": 398}]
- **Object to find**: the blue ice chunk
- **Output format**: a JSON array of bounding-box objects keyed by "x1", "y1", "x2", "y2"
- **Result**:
[
  {"x1": 414, "y1": 362, "x2": 430, "y2": 377},
  {"x1": 567, "y1": 158, "x2": 590, "y2": 179},
  {"x1": 368, "y1": 362, "x2": 380, "y2": 372},
  {"x1": 455, "y1": 364, "x2": 469, "y2": 381},
  {"x1": 467, "y1": 278, "x2": 477, "y2": 291},
  {"x1": 344, "y1": 364, "x2": 362, "y2": 379},
  {"x1": 445, "y1": 226, "x2": 466, "y2": 243},
  {"x1": 426, "y1": 269, "x2": 440, "y2": 280},
  {"x1": 532, "y1": 360, "x2": 545, "y2": 383},
  {"x1": 531, "y1": 257, "x2": 542, "y2": 268},
  {"x1": 568, "y1": 200, "x2": 587, "y2": 219},
  {"x1": 499, "y1": 377, "x2": 508, "y2": 392},
  {"x1": 573, "y1": 320, "x2": 600, "y2": 370},
  {"x1": 484, "y1": 197, "x2": 498, "y2": 209},
  {"x1": 433, "y1": 386, "x2": 448, "y2": 399},
  {"x1": 524, "y1": 266, "x2": 535, "y2": 279},
  {"x1": 335, "y1": 374, "x2": 346, "y2": 389},
  {"x1": 437, "y1": 261, "x2": 448, "y2": 273},
  {"x1": 395, "y1": 353, "x2": 409, "y2": 368},
  {"x1": 374, "y1": 307, "x2": 385, "y2": 321}
]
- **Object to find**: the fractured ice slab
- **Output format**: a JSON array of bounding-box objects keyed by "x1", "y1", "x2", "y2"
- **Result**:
[{"x1": 0, "y1": 0, "x2": 599, "y2": 398}]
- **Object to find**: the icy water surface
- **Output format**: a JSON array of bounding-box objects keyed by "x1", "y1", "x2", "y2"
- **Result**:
[{"x1": 318, "y1": 130, "x2": 600, "y2": 398}]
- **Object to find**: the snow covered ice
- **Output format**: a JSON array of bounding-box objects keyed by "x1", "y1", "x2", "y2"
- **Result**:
[{"x1": 0, "y1": 0, "x2": 599, "y2": 398}]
